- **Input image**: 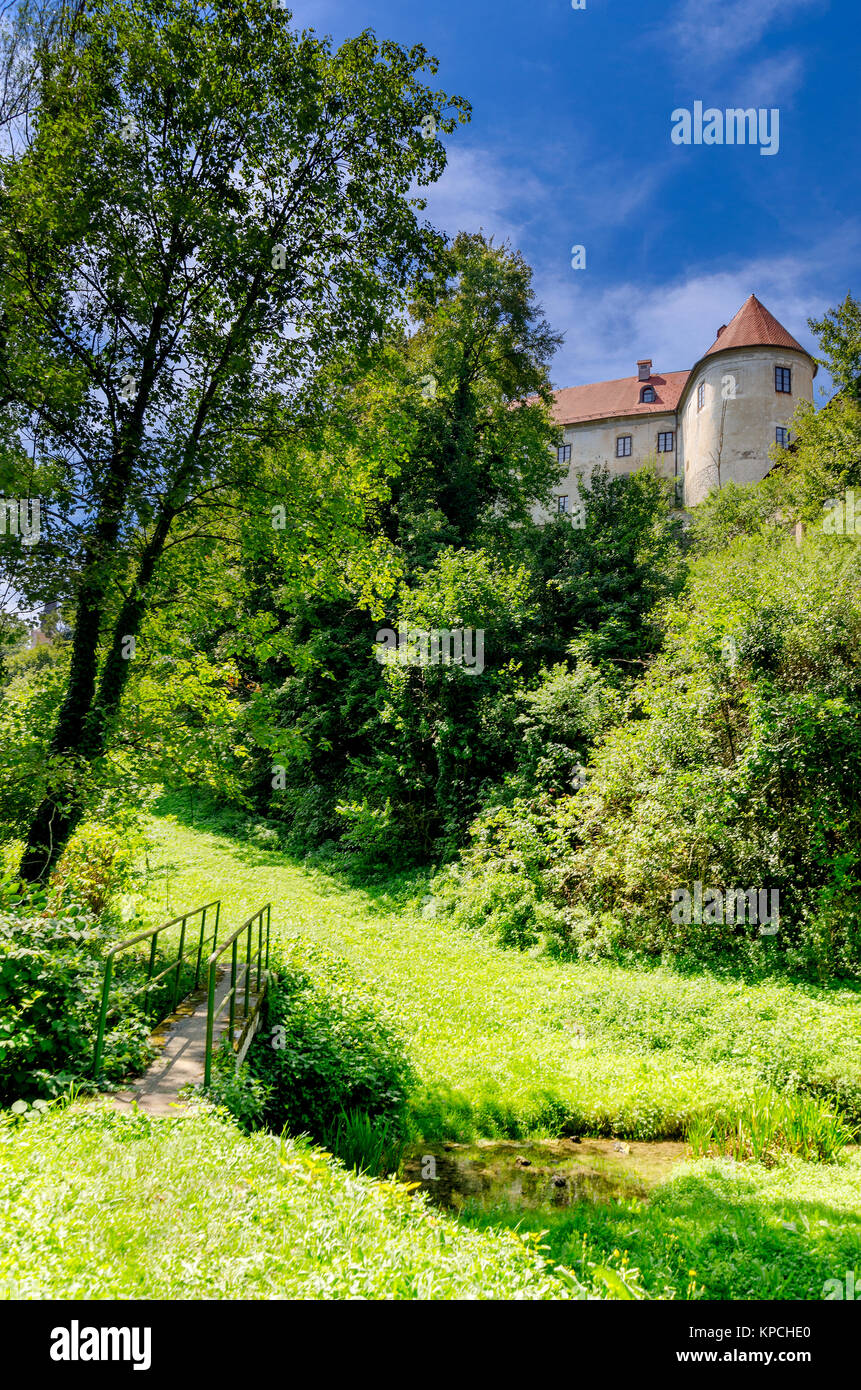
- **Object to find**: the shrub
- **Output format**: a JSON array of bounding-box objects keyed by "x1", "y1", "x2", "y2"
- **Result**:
[
  {"x1": 246, "y1": 941, "x2": 415, "y2": 1153},
  {"x1": 429, "y1": 798, "x2": 572, "y2": 953},
  {"x1": 46, "y1": 816, "x2": 150, "y2": 917},
  {"x1": 333, "y1": 797, "x2": 416, "y2": 873},
  {"x1": 432, "y1": 860, "x2": 565, "y2": 951},
  {"x1": 490, "y1": 532, "x2": 861, "y2": 979},
  {"x1": 201, "y1": 1059, "x2": 271, "y2": 1132},
  {"x1": 0, "y1": 906, "x2": 153, "y2": 1103}
]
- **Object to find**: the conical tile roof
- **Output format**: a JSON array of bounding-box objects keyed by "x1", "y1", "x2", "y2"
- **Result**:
[{"x1": 703, "y1": 294, "x2": 808, "y2": 357}]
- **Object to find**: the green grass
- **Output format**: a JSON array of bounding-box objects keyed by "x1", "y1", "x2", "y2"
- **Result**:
[
  {"x1": 322, "y1": 1107, "x2": 407, "y2": 1178},
  {"x1": 461, "y1": 1153, "x2": 861, "y2": 1301},
  {"x1": 687, "y1": 1092, "x2": 855, "y2": 1165},
  {"x1": 133, "y1": 800, "x2": 861, "y2": 1144},
  {"x1": 0, "y1": 1103, "x2": 595, "y2": 1300},
  {"x1": 3, "y1": 798, "x2": 860, "y2": 1301},
  {"x1": 2, "y1": 1101, "x2": 858, "y2": 1301}
]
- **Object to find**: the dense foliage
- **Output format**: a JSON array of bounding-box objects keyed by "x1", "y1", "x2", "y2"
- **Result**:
[
  {"x1": 422, "y1": 355, "x2": 861, "y2": 981},
  {"x1": 243, "y1": 942, "x2": 415, "y2": 1148},
  {"x1": 0, "y1": 902, "x2": 152, "y2": 1102}
]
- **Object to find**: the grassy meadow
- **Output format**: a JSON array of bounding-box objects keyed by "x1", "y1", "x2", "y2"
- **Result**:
[{"x1": 2, "y1": 798, "x2": 859, "y2": 1301}]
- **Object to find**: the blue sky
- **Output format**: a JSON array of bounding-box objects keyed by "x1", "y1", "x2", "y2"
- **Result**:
[{"x1": 291, "y1": 0, "x2": 859, "y2": 396}]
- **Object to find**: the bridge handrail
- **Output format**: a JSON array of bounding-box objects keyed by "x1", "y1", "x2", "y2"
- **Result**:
[
  {"x1": 203, "y1": 903, "x2": 271, "y2": 1087},
  {"x1": 92, "y1": 900, "x2": 221, "y2": 1076}
]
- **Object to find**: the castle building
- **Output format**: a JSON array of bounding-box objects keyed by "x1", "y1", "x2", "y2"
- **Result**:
[{"x1": 545, "y1": 294, "x2": 817, "y2": 512}]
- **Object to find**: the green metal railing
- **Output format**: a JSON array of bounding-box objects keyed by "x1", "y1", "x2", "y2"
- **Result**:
[
  {"x1": 93, "y1": 900, "x2": 221, "y2": 1076},
  {"x1": 203, "y1": 903, "x2": 271, "y2": 1087}
]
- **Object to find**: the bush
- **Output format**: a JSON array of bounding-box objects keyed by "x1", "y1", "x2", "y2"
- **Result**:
[
  {"x1": 242, "y1": 819, "x2": 284, "y2": 853},
  {"x1": 246, "y1": 941, "x2": 415, "y2": 1152},
  {"x1": 0, "y1": 904, "x2": 153, "y2": 1103},
  {"x1": 202, "y1": 1059, "x2": 271, "y2": 1132},
  {"x1": 333, "y1": 797, "x2": 417, "y2": 873},
  {"x1": 432, "y1": 860, "x2": 565, "y2": 951},
  {"x1": 429, "y1": 797, "x2": 572, "y2": 953},
  {"x1": 48, "y1": 819, "x2": 147, "y2": 916},
  {"x1": 482, "y1": 531, "x2": 861, "y2": 979}
]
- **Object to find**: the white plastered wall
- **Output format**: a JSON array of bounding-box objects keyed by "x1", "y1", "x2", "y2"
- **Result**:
[{"x1": 679, "y1": 346, "x2": 814, "y2": 506}]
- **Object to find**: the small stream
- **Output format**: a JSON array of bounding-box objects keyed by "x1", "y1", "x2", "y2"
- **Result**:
[{"x1": 401, "y1": 1137, "x2": 689, "y2": 1212}]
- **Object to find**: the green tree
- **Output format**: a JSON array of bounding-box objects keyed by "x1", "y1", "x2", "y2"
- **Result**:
[
  {"x1": 387, "y1": 231, "x2": 562, "y2": 563},
  {"x1": 531, "y1": 462, "x2": 686, "y2": 667},
  {"x1": 808, "y1": 293, "x2": 861, "y2": 403},
  {"x1": 0, "y1": 0, "x2": 468, "y2": 878},
  {"x1": 249, "y1": 234, "x2": 563, "y2": 859}
]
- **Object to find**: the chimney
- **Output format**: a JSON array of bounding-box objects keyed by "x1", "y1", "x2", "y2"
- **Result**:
[
  {"x1": 637, "y1": 359, "x2": 652, "y2": 382},
  {"x1": 715, "y1": 325, "x2": 726, "y2": 339}
]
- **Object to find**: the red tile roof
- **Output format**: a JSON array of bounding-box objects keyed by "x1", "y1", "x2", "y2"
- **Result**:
[
  {"x1": 547, "y1": 296, "x2": 812, "y2": 426},
  {"x1": 703, "y1": 293, "x2": 807, "y2": 357},
  {"x1": 550, "y1": 370, "x2": 690, "y2": 425}
]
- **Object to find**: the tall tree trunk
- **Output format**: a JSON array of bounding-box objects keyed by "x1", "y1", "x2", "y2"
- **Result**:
[
  {"x1": 18, "y1": 542, "x2": 124, "y2": 880},
  {"x1": 18, "y1": 305, "x2": 170, "y2": 881},
  {"x1": 18, "y1": 503, "x2": 173, "y2": 882}
]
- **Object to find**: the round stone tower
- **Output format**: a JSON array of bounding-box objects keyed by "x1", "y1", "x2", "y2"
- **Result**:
[{"x1": 678, "y1": 294, "x2": 816, "y2": 507}]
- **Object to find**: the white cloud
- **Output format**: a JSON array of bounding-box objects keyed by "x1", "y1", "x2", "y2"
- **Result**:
[
  {"x1": 278, "y1": 0, "x2": 342, "y2": 34},
  {"x1": 415, "y1": 146, "x2": 546, "y2": 247},
  {"x1": 668, "y1": 0, "x2": 826, "y2": 69},
  {"x1": 733, "y1": 51, "x2": 807, "y2": 107},
  {"x1": 572, "y1": 156, "x2": 676, "y2": 230},
  {"x1": 536, "y1": 250, "x2": 851, "y2": 391},
  {"x1": 419, "y1": 140, "x2": 678, "y2": 253}
]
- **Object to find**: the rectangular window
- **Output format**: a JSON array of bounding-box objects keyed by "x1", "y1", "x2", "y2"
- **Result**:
[
  {"x1": 775, "y1": 366, "x2": 792, "y2": 393},
  {"x1": 775, "y1": 427, "x2": 790, "y2": 448},
  {"x1": 697, "y1": 381, "x2": 705, "y2": 410},
  {"x1": 556, "y1": 444, "x2": 571, "y2": 465},
  {"x1": 616, "y1": 435, "x2": 632, "y2": 458},
  {"x1": 557, "y1": 495, "x2": 569, "y2": 513},
  {"x1": 657, "y1": 431, "x2": 674, "y2": 452}
]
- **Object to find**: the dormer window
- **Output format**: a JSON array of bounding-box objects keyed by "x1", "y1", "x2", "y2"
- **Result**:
[{"x1": 640, "y1": 386, "x2": 656, "y2": 403}]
